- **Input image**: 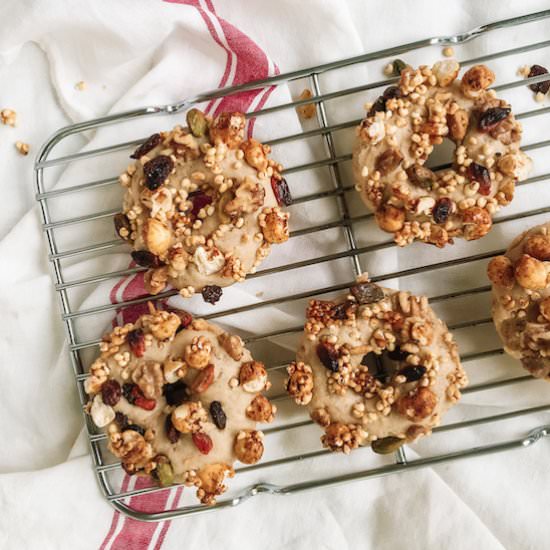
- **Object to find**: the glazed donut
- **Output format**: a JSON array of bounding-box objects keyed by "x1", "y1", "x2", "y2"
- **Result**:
[
  {"x1": 353, "y1": 62, "x2": 532, "y2": 247},
  {"x1": 85, "y1": 305, "x2": 276, "y2": 505},
  {"x1": 286, "y1": 275, "x2": 467, "y2": 455},
  {"x1": 489, "y1": 223, "x2": 550, "y2": 380},
  {"x1": 115, "y1": 109, "x2": 291, "y2": 302}
]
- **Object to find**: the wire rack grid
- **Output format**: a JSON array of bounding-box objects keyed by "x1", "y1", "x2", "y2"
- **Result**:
[{"x1": 34, "y1": 10, "x2": 550, "y2": 521}]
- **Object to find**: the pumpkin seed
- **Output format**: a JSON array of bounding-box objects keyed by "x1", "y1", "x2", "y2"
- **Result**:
[
  {"x1": 392, "y1": 59, "x2": 407, "y2": 76},
  {"x1": 156, "y1": 461, "x2": 174, "y2": 487},
  {"x1": 186, "y1": 108, "x2": 208, "y2": 137},
  {"x1": 371, "y1": 436, "x2": 405, "y2": 455}
]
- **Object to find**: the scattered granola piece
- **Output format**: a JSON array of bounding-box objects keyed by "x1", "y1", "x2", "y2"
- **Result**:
[
  {"x1": 296, "y1": 88, "x2": 316, "y2": 120},
  {"x1": 15, "y1": 141, "x2": 29, "y2": 156},
  {"x1": 75, "y1": 80, "x2": 87, "y2": 91},
  {"x1": 442, "y1": 46, "x2": 454, "y2": 58},
  {"x1": 1, "y1": 109, "x2": 16, "y2": 127}
]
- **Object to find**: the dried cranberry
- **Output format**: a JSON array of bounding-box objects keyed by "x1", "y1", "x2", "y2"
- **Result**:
[
  {"x1": 190, "y1": 364, "x2": 215, "y2": 393},
  {"x1": 316, "y1": 342, "x2": 340, "y2": 372},
  {"x1": 114, "y1": 213, "x2": 131, "y2": 239},
  {"x1": 387, "y1": 347, "x2": 409, "y2": 361},
  {"x1": 398, "y1": 365, "x2": 427, "y2": 382},
  {"x1": 192, "y1": 432, "x2": 213, "y2": 455},
  {"x1": 165, "y1": 415, "x2": 180, "y2": 444},
  {"x1": 188, "y1": 190, "x2": 213, "y2": 218},
  {"x1": 210, "y1": 401, "x2": 227, "y2": 430},
  {"x1": 131, "y1": 250, "x2": 161, "y2": 268},
  {"x1": 130, "y1": 133, "x2": 162, "y2": 159},
  {"x1": 127, "y1": 329, "x2": 146, "y2": 358},
  {"x1": 432, "y1": 197, "x2": 453, "y2": 224},
  {"x1": 114, "y1": 412, "x2": 129, "y2": 430},
  {"x1": 126, "y1": 424, "x2": 145, "y2": 436},
  {"x1": 271, "y1": 176, "x2": 292, "y2": 206},
  {"x1": 122, "y1": 383, "x2": 136, "y2": 403},
  {"x1": 201, "y1": 285, "x2": 223, "y2": 305},
  {"x1": 123, "y1": 383, "x2": 156, "y2": 410},
  {"x1": 468, "y1": 162, "x2": 491, "y2": 195},
  {"x1": 350, "y1": 282, "x2": 384, "y2": 304},
  {"x1": 162, "y1": 380, "x2": 188, "y2": 406},
  {"x1": 143, "y1": 155, "x2": 174, "y2": 190},
  {"x1": 528, "y1": 64, "x2": 550, "y2": 94},
  {"x1": 478, "y1": 107, "x2": 511, "y2": 132},
  {"x1": 101, "y1": 379, "x2": 121, "y2": 406}
]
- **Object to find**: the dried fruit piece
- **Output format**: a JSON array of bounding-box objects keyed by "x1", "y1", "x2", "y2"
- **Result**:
[
  {"x1": 386, "y1": 347, "x2": 408, "y2": 361},
  {"x1": 101, "y1": 379, "x2": 121, "y2": 406},
  {"x1": 123, "y1": 383, "x2": 156, "y2": 410},
  {"x1": 192, "y1": 432, "x2": 213, "y2": 455},
  {"x1": 130, "y1": 133, "x2": 162, "y2": 159},
  {"x1": 162, "y1": 380, "x2": 188, "y2": 406},
  {"x1": 271, "y1": 176, "x2": 292, "y2": 206},
  {"x1": 114, "y1": 412, "x2": 129, "y2": 430},
  {"x1": 468, "y1": 162, "x2": 491, "y2": 195},
  {"x1": 114, "y1": 213, "x2": 131, "y2": 240},
  {"x1": 371, "y1": 436, "x2": 405, "y2": 455},
  {"x1": 210, "y1": 401, "x2": 227, "y2": 429},
  {"x1": 131, "y1": 250, "x2": 162, "y2": 268},
  {"x1": 188, "y1": 190, "x2": 213, "y2": 218},
  {"x1": 126, "y1": 424, "x2": 145, "y2": 436},
  {"x1": 201, "y1": 285, "x2": 223, "y2": 305},
  {"x1": 367, "y1": 86, "x2": 402, "y2": 117},
  {"x1": 478, "y1": 107, "x2": 511, "y2": 132},
  {"x1": 432, "y1": 197, "x2": 453, "y2": 224},
  {"x1": 165, "y1": 414, "x2": 180, "y2": 443},
  {"x1": 392, "y1": 59, "x2": 407, "y2": 76},
  {"x1": 398, "y1": 365, "x2": 427, "y2": 382},
  {"x1": 143, "y1": 155, "x2": 174, "y2": 191},
  {"x1": 375, "y1": 149, "x2": 403, "y2": 175},
  {"x1": 406, "y1": 164, "x2": 436, "y2": 190},
  {"x1": 127, "y1": 329, "x2": 146, "y2": 357},
  {"x1": 173, "y1": 310, "x2": 193, "y2": 331},
  {"x1": 316, "y1": 342, "x2": 340, "y2": 372},
  {"x1": 331, "y1": 300, "x2": 355, "y2": 320},
  {"x1": 190, "y1": 364, "x2": 215, "y2": 393},
  {"x1": 528, "y1": 64, "x2": 550, "y2": 94},
  {"x1": 375, "y1": 204, "x2": 406, "y2": 232},
  {"x1": 186, "y1": 108, "x2": 208, "y2": 137},
  {"x1": 156, "y1": 461, "x2": 174, "y2": 486},
  {"x1": 350, "y1": 282, "x2": 384, "y2": 304}
]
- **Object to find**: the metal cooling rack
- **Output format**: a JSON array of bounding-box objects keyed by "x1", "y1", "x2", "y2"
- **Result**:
[{"x1": 35, "y1": 10, "x2": 550, "y2": 521}]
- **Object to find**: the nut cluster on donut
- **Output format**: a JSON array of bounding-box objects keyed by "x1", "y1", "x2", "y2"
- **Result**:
[
  {"x1": 489, "y1": 223, "x2": 550, "y2": 380},
  {"x1": 286, "y1": 275, "x2": 467, "y2": 454},
  {"x1": 85, "y1": 304, "x2": 276, "y2": 505},
  {"x1": 353, "y1": 61, "x2": 532, "y2": 247},
  {"x1": 115, "y1": 109, "x2": 291, "y2": 300}
]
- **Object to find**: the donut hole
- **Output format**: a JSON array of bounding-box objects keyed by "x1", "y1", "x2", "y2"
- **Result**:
[{"x1": 425, "y1": 137, "x2": 455, "y2": 170}]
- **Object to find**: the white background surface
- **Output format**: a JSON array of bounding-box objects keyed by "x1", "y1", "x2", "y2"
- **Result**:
[{"x1": 1, "y1": 1, "x2": 550, "y2": 549}]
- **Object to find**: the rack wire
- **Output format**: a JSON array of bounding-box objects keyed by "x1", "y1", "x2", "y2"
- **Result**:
[{"x1": 35, "y1": 10, "x2": 550, "y2": 521}]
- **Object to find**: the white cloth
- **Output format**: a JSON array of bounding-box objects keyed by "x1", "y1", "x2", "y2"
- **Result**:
[{"x1": 1, "y1": 1, "x2": 550, "y2": 549}]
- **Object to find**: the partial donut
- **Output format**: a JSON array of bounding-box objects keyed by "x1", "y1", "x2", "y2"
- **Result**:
[
  {"x1": 489, "y1": 223, "x2": 550, "y2": 380},
  {"x1": 85, "y1": 304, "x2": 276, "y2": 505},
  {"x1": 353, "y1": 61, "x2": 532, "y2": 247},
  {"x1": 286, "y1": 275, "x2": 467, "y2": 454},
  {"x1": 115, "y1": 109, "x2": 291, "y2": 301}
]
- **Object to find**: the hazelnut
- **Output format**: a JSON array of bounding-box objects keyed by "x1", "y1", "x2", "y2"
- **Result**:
[
  {"x1": 514, "y1": 254, "x2": 548, "y2": 290},
  {"x1": 171, "y1": 401, "x2": 206, "y2": 433},
  {"x1": 460, "y1": 64, "x2": 495, "y2": 98},
  {"x1": 239, "y1": 361, "x2": 268, "y2": 393},
  {"x1": 375, "y1": 204, "x2": 406, "y2": 233},
  {"x1": 233, "y1": 430, "x2": 264, "y2": 464},
  {"x1": 487, "y1": 255, "x2": 515, "y2": 288},
  {"x1": 261, "y1": 210, "x2": 289, "y2": 243},
  {"x1": 246, "y1": 395, "x2": 276, "y2": 422},
  {"x1": 396, "y1": 386, "x2": 438, "y2": 421},
  {"x1": 144, "y1": 218, "x2": 171, "y2": 256},
  {"x1": 185, "y1": 336, "x2": 212, "y2": 369},
  {"x1": 524, "y1": 234, "x2": 550, "y2": 261}
]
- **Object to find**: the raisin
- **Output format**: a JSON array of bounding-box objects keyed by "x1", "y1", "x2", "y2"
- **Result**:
[
  {"x1": 126, "y1": 424, "x2": 145, "y2": 436},
  {"x1": 101, "y1": 379, "x2": 121, "y2": 406},
  {"x1": 122, "y1": 383, "x2": 136, "y2": 404},
  {"x1": 528, "y1": 64, "x2": 550, "y2": 94},
  {"x1": 398, "y1": 365, "x2": 427, "y2": 382},
  {"x1": 406, "y1": 164, "x2": 435, "y2": 190},
  {"x1": 271, "y1": 176, "x2": 293, "y2": 206},
  {"x1": 361, "y1": 353, "x2": 389, "y2": 383},
  {"x1": 188, "y1": 190, "x2": 213, "y2": 218},
  {"x1": 127, "y1": 329, "x2": 146, "y2": 358},
  {"x1": 190, "y1": 364, "x2": 215, "y2": 393},
  {"x1": 143, "y1": 155, "x2": 174, "y2": 191},
  {"x1": 316, "y1": 342, "x2": 340, "y2": 372},
  {"x1": 210, "y1": 401, "x2": 227, "y2": 430},
  {"x1": 367, "y1": 86, "x2": 402, "y2": 117},
  {"x1": 468, "y1": 162, "x2": 491, "y2": 195},
  {"x1": 432, "y1": 197, "x2": 453, "y2": 224},
  {"x1": 114, "y1": 412, "x2": 129, "y2": 430},
  {"x1": 387, "y1": 347, "x2": 409, "y2": 361},
  {"x1": 201, "y1": 285, "x2": 223, "y2": 305},
  {"x1": 192, "y1": 432, "x2": 213, "y2": 455},
  {"x1": 350, "y1": 282, "x2": 384, "y2": 304},
  {"x1": 162, "y1": 380, "x2": 188, "y2": 406},
  {"x1": 130, "y1": 133, "x2": 162, "y2": 159},
  {"x1": 165, "y1": 415, "x2": 180, "y2": 444},
  {"x1": 383, "y1": 86, "x2": 402, "y2": 100},
  {"x1": 131, "y1": 250, "x2": 161, "y2": 268},
  {"x1": 114, "y1": 213, "x2": 131, "y2": 240},
  {"x1": 331, "y1": 300, "x2": 355, "y2": 320},
  {"x1": 478, "y1": 107, "x2": 511, "y2": 132}
]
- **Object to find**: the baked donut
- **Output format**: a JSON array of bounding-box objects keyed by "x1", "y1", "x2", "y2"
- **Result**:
[
  {"x1": 286, "y1": 275, "x2": 467, "y2": 454},
  {"x1": 115, "y1": 109, "x2": 291, "y2": 302},
  {"x1": 85, "y1": 304, "x2": 276, "y2": 505},
  {"x1": 489, "y1": 223, "x2": 550, "y2": 380},
  {"x1": 353, "y1": 61, "x2": 532, "y2": 247}
]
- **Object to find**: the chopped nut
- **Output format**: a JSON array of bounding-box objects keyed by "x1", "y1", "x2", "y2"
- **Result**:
[
  {"x1": 131, "y1": 361, "x2": 164, "y2": 399},
  {"x1": 260, "y1": 208, "x2": 289, "y2": 243},
  {"x1": 209, "y1": 112, "x2": 246, "y2": 148},
  {"x1": 296, "y1": 89, "x2": 316, "y2": 120},
  {"x1": 185, "y1": 336, "x2": 212, "y2": 370},
  {"x1": 539, "y1": 297, "x2": 550, "y2": 321},
  {"x1": 433, "y1": 59, "x2": 459, "y2": 87},
  {"x1": 240, "y1": 138, "x2": 268, "y2": 172},
  {"x1": 144, "y1": 218, "x2": 171, "y2": 256},
  {"x1": 375, "y1": 204, "x2": 406, "y2": 233},
  {"x1": 375, "y1": 149, "x2": 403, "y2": 175},
  {"x1": 442, "y1": 46, "x2": 454, "y2": 58},
  {"x1": 149, "y1": 311, "x2": 181, "y2": 340},
  {"x1": 143, "y1": 266, "x2": 169, "y2": 295},
  {"x1": 461, "y1": 206, "x2": 492, "y2": 240},
  {"x1": 447, "y1": 109, "x2": 469, "y2": 141},
  {"x1": 163, "y1": 356, "x2": 187, "y2": 384},
  {"x1": 321, "y1": 422, "x2": 366, "y2": 454},
  {"x1": 108, "y1": 429, "x2": 154, "y2": 473},
  {"x1": 90, "y1": 394, "x2": 115, "y2": 427},
  {"x1": 192, "y1": 246, "x2": 225, "y2": 276},
  {"x1": 239, "y1": 361, "x2": 268, "y2": 393},
  {"x1": 196, "y1": 463, "x2": 233, "y2": 505},
  {"x1": 218, "y1": 332, "x2": 244, "y2": 361}
]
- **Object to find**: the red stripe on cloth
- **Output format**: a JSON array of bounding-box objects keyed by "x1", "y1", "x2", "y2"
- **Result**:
[{"x1": 98, "y1": 475, "x2": 131, "y2": 550}]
